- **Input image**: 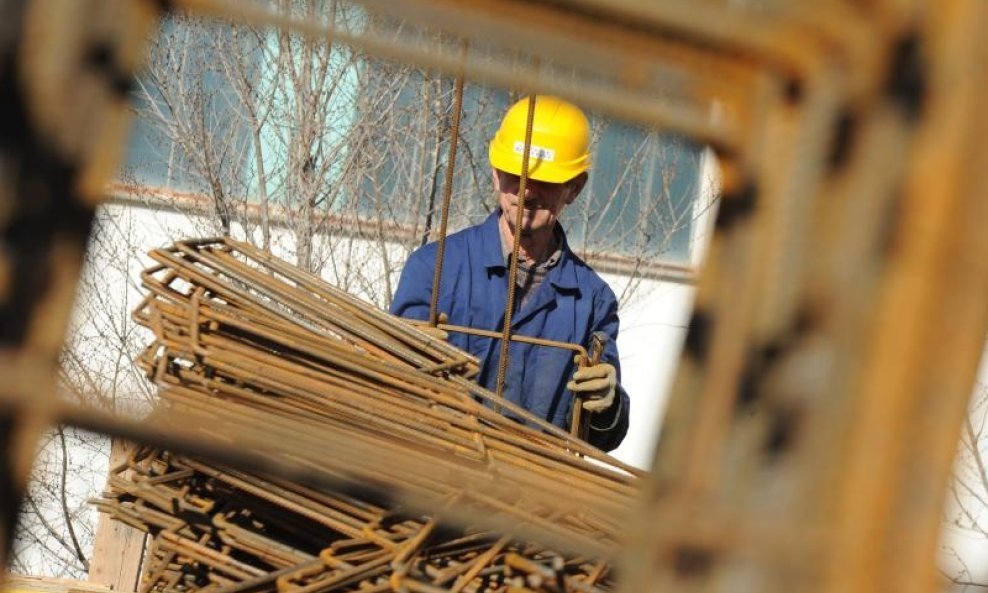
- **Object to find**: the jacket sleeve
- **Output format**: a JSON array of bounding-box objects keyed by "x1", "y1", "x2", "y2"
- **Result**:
[
  {"x1": 586, "y1": 290, "x2": 630, "y2": 452},
  {"x1": 389, "y1": 247, "x2": 436, "y2": 321}
]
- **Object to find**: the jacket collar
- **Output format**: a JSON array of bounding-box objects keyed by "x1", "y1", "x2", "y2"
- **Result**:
[{"x1": 480, "y1": 210, "x2": 508, "y2": 269}]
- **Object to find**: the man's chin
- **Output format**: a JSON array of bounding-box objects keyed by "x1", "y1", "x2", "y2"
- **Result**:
[{"x1": 502, "y1": 210, "x2": 547, "y2": 237}]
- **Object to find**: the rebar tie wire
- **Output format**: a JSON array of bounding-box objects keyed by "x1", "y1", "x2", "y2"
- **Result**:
[
  {"x1": 496, "y1": 93, "x2": 537, "y2": 400},
  {"x1": 429, "y1": 40, "x2": 468, "y2": 328}
]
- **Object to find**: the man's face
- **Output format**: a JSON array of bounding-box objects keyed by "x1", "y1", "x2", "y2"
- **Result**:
[{"x1": 493, "y1": 169, "x2": 585, "y2": 237}]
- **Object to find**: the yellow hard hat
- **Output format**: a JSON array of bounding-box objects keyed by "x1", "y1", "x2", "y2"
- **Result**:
[{"x1": 488, "y1": 95, "x2": 591, "y2": 184}]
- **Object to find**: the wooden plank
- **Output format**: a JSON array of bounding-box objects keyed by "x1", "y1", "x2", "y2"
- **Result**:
[
  {"x1": 5, "y1": 575, "x2": 116, "y2": 593},
  {"x1": 88, "y1": 440, "x2": 145, "y2": 592}
]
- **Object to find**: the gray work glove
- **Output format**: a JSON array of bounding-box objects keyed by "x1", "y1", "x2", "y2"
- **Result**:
[{"x1": 567, "y1": 359, "x2": 617, "y2": 412}]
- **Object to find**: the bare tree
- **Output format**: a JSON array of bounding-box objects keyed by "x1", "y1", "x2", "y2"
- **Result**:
[
  {"x1": 566, "y1": 127, "x2": 704, "y2": 305},
  {"x1": 10, "y1": 203, "x2": 161, "y2": 578},
  {"x1": 11, "y1": 427, "x2": 106, "y2": 578},
  {"x1": 943, "y1": 378, "x2": 988, "y2": 590}
]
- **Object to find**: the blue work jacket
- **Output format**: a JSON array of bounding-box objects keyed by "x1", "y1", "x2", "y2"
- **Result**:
[{"x1": 390, "y1": 210, "x2": 629, "y2": 452}]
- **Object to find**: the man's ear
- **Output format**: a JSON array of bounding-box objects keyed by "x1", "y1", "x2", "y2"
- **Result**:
[
  {"x1": 491, "y1": 168, "x2": 501, "y2": 191},
  {"x1": 565, "y1": 172, "x2": 588, "y2": 204}
]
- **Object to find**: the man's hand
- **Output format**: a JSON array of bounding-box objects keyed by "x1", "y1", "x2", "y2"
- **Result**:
[
  {"x1": 418, "y1": 325, "x2": 448, "y2": 341},
  {"x1": 567, "y1": 359, "x2": 616, "y2": 412},
  {"x1": 414, "y1": 313, "x2": 449, "y2": 341}
]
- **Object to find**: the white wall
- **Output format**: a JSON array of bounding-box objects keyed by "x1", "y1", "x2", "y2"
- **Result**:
[{"x1": 603, "y1": 275, "x2": 693, "y2": 468}]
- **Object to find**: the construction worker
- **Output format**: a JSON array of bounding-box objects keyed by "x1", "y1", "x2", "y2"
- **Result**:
[{"x1": 390, "y1": 96, "x2": 629, "y2": 452}]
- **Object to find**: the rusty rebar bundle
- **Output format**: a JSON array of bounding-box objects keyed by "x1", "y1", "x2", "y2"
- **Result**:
[{"x1": 94, "y1": 237, "x2": 639, "y2": 593}]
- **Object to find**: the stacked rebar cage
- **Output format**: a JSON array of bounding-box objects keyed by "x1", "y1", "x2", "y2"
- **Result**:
[{"x1": 93, "y1": 237, "x2": 640, "y2": 592}]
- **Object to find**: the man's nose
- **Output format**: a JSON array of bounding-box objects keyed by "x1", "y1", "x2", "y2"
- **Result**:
[
  {"x1": 520, "y1": 186, "x2": 542, "y2": 206},
  {"x1": 520, "y1": 181, "x2": 544, "y2": 198}
]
